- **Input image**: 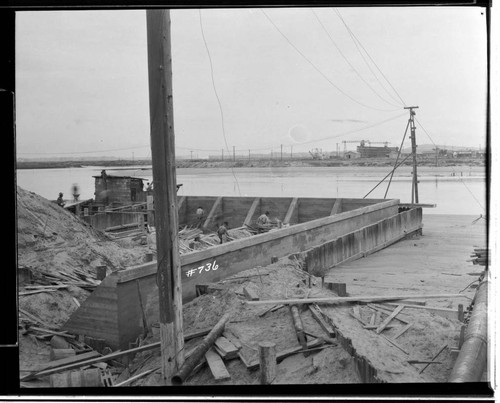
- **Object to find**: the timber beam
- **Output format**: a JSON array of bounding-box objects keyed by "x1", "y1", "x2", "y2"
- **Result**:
[
  {"x1": 203, "y1": 197, "x2": 222, "y2": 231},
  {"x1": 331, "y1": 199, "x2": 342, "y2": 215},
  {"x1": 283, "y1": 198, "x2": 299, "y2": 225},
  {"x1": 244, "y1": 198, "x2": 260, "y2": 227}
]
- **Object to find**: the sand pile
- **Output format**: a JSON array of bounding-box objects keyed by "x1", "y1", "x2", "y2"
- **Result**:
[{"x1": 17, "y1": 186, "x2": 150, "y2": 277}]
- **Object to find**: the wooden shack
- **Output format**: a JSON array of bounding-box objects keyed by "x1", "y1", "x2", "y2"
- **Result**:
[{"x1": 93, "y1": 170, "x2": 147, "y2": 206}]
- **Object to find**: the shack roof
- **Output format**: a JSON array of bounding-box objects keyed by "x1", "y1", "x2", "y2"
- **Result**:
[{"x1": 92, "y1": 174, "x2": 149, "y2": 181}]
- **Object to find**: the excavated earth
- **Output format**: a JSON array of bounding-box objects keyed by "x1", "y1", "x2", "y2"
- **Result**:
[{"x1": 16, "y1": 185, "x2": 487, "y2": 388}]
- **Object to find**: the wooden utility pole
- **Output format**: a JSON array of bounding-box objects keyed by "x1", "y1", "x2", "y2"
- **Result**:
[
  {"x1": 221, "y1": 148, "x2": 224, "y2": 161},
  {"x1": 233, "y1": 146, "x2": 235, "y2": 162},
  {"x1": 146, "y1": 9, "x2": 184, "y2": 384},
  {"x1": 404, "y1": 106, "x2": 419, "y2": 204},
  {"x1": 280, "y1": 144, "x2": 283, "y2": 161}
]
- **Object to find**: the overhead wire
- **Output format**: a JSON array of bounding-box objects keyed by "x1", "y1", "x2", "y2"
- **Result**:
[
  {"x1": 310, "y1": 9, "x2": 401, "y2": 109},
  {"x1": 333, "y1": 8, "x2": 406, "y2": 107},
  {"x1": 414, "y1": 117, "x2": 438, "y2": 148},
  {"x1": 260, "y1": 9, "x2": 400, "y2": 113},
  {"x1": 198, "y1": 9, "x2": 241, "y2": 196}
]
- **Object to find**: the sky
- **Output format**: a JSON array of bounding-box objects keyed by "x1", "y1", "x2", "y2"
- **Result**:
[{"x1": 15, "y1": 6, "x2": 489, "y2": 159}]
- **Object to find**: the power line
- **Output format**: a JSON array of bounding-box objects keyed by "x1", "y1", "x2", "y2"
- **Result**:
[
  {"x1": 414, "y1": 117, "x2": 437, "y2": 147},
  {"x1": 199, "y1": 10, "x2": 241, "y2": 195},
  {"x1": 311, "y1": 9, "x2": 400, "y2": 109},
  {"x1": 260, "y1": 9, "x2": 400, "y2": 113},
  {"x1": 333, "y1": 8, "x2": 406, "y2": 107}
]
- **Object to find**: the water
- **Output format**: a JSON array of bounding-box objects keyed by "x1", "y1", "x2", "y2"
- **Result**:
[{"x1": 16, "y1": 165, "x2": 487, "y2": 216}]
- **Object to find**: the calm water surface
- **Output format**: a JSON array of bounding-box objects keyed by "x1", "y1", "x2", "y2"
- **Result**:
[{"x1": 16, "y1": 165, "x2": 487, "y2": 216}]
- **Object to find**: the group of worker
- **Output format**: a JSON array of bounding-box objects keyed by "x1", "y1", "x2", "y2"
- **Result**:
[{"x1": 195, "y1": 206, "x2": 276, "y2": 244}]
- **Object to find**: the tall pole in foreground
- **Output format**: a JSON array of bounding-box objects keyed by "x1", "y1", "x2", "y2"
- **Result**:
[
  {"x1": 405, "y1": 106, "x2": 419, "y2": 204},
  {"x1": 146, "y1": 9, "x2": 184, "y2": 384}
]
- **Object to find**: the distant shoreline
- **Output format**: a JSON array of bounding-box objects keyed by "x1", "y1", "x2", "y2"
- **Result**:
[{"x1": 16, "y1": 157, "x2": 486, "y2": 170}]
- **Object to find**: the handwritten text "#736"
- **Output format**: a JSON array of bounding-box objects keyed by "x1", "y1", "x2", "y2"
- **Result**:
[{"x1": 186, "y1": 260, "x2": 219, "y2": 277}]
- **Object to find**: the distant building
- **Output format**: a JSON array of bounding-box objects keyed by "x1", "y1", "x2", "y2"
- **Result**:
[
  {"x1": 357, "y1": 140, "x2": 398, "y2": 158},
  {"x1": 344, "y1": 151, "x2": 360, "y2": 159},
  {"x1": 93, "y1": 170, "x2": 148, "y2": 206}
]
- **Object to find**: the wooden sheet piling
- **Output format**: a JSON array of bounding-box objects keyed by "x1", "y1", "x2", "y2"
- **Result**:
[
  {"x1": 146, "y1": 9, "x2": 184, "y2": 384},
  {"x1": 171, "y1": 312, "x2": 231, "y2": 385}
]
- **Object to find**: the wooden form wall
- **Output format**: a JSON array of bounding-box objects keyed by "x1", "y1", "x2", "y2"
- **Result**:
[
  {"x1": 304, "y1": 207, "x2": 423, "y2": 275},
  {"x1": 63, "y1": 199, "x2": 401, "y2": 349}
]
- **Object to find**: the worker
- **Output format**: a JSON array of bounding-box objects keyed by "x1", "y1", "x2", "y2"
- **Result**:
[
  {"x1": 146, "y1": 182, "x2": 153, "y2": 193},
  {"x1": 256, "y1": 211, "x2": 272, "y2": 232},
  {"x1": 217, "y1": 222, "x2": 229, "y2": 244},
  {"x1": 56, "y1": 192, "x2": 65, "y2": 207},
  {"x1": 195, "y1": 206, "x2": 205, "y2": 228},
  {"x1": 72, "y1": 184, "x2": 80, "y2": 201}
]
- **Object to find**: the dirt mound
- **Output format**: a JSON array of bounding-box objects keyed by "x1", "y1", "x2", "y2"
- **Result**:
[{"x1": 16, "y1": 186, "x2": 149, "y2": 276}]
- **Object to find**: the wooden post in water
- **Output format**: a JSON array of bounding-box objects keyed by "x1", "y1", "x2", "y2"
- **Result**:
[{"x1": 146, "y1": 9, "x2": 184, "y2": 384}]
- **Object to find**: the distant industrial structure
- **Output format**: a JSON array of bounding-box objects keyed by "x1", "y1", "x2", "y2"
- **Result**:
[{"x1": 356, "y1": 140, "x2": 398, "y2": 158}]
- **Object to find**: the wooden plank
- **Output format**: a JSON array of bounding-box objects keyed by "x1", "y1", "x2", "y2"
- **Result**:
[
  {"x1": 20, "y1": 342, "x2": 161, "y2": 381},
  {"x1": 203, "y1": 196, "x2": 222, "y2": 231},
  {"x1": 243, "y1": 287, "x2": 259, "y2": 301},
  {"x1": 308, "y1": 305, "x2": 336, "y2": 337},
  {"x1": 30, "y1": 351, "x2": 101, "y2": 373},
  {"x1": 246, "y1": 293, "x2": 467, "y2": 306},
  {"x1": 204, "y1": 347, "x2": 231, "y2": 381},
  {"x1": 244, "y1": 338, "x2": 324, "y2": 371},
  {"x1": 367, "y1": 304, "x2": 410, "y2": 324},
  {"x1": 376, "y1": 305, "x2": 405, "y2": 334},
  {"x1": 214, "y1": 336, "x2": 239, "y2": 360},
  {"x1": 380, "y1": 334, "x2": 409, "y2": 355},
  {"x1": 419, "y1": 344, "x2": 447, "y2": 374},
  {"x1": 331, "y1": 198, "x2": 342, "y2": 215},
  {"x1": 283, "y1": 198, "x2": 299, "y2": 225},
  {"x1": 383, "y1": 302, "x2": 459, "y2": 321},
  {"x1": 393, "y1": 323, "x2": 413, "y2": 340},
  {"x1": 184, "y1": 328, "x2": 211, "y2": 341},
  {"x1": 243, "y1": 198, "x2": 260, "y2": 227}
]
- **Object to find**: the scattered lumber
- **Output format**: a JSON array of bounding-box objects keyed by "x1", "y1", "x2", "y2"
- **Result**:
[
  {"x1": 376, "y1": 305, "x2": 405, "y2": 334},
  {"x1": 243, "y1": 287, "x2": 259, "y2": 301},
  {"x1": 245, "y1": 293, "x2": 467, "y2": 306},
  {"x1": 242, "y1": 338, "x2": 324, "y2": 371},
  {"x1": 20, "y1": 342, "x2": 161, "y2": 382},
  {"x1": 383, "y1": 302, "x2": 459, "y2": 321},
  {"x1": 380, "y1": 334, "x2": 409, "y2": 355},
  {"x1": 303, "y1": 331, "x2": 337, "y2": 346},
  {"x1": 28, "y1": 327, "x2": 76, "y2": 339},
  {"x1": 205, "y1": 348, "x2": 231, "y2": 381},
  {"x1": 19, "y1": 308, "x2": 45, "y2": 326},
  {"x1": 22, "y1": 351, "x2": 101, "y2": 380},
  {"x1": 50, "y1": 349, "x2": 76, "y2": 361},
  {"x1": 289, "y1": 305, "x2": 307, "y2": 350},
  {"x1": 408, "y1": 360, "x2": 443, "y2": 365},
  {"x1": 185, "y1": 328, "x2": 212, "y2": 342},
  {"x1": 19, "y1": 289, "x2": 57, "y2": 296},
  {"x1": 419, "y1": 344, "x2": 448, "y2": 374},
  {"x1": 308, "y1": 305, "x2": 336, "y2": 337},
  {"x1": 171, "y1": 313, "x2": 231, "y2": 385},
  {"x1": 366, "y1": 304, "x2": 410, "y2": 325},
  {"x1": 393, "y1": 323, "x2": 413, "y2": 340},
  {"x1": 214, "y1": 336, "x2": 239, "y2": 360}
]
